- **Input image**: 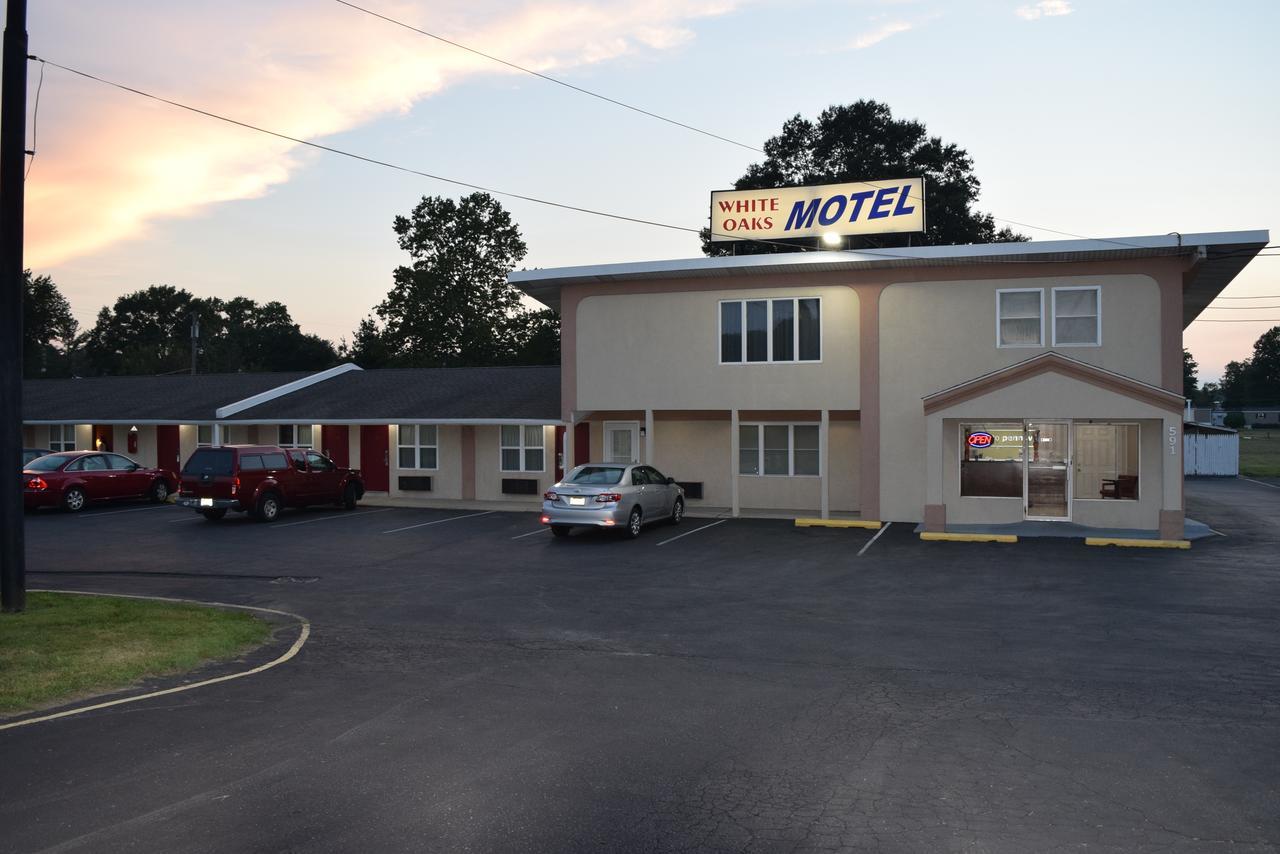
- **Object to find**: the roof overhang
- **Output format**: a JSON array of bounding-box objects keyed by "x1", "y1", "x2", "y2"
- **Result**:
[
  {"x1": 510, "y1": 230, "x2": 1269, "y2": 325},
  {"x1": 922, "y1": 352, "x2": 1186, "y2": 415}
]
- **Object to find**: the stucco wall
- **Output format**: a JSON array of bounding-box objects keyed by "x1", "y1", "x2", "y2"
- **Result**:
[
  {"x1": 650, "y1": 420, "x2": 731, "y2": 506},
  {"x1": 474, "y1": 425, "x2": 555, "y2": 503},
  {"x1": 576, "y1": 286, "x2": 859, "y2": 411},
  {"x1": 829, "y1": 421, "x2": 860, "y2": 513},
  {"x1": 389, "y1": 424, "x2": 463, "y2": 500},
  {"x1": 880, "y1": 274, "x2": 1163, "y2": 522}
]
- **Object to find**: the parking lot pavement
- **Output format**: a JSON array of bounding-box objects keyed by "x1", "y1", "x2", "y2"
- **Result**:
[{"x1": 5, "y1": 484, "x2": 1280, "y2": 852}]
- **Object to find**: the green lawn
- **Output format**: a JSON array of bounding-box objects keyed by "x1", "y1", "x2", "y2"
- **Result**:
[
  {"x1": 0, "y1": 592, "x2": 270, "y2": 715},
  {"x1": 1239, "y1": 431, "x2": 1280, "y2": 478}
]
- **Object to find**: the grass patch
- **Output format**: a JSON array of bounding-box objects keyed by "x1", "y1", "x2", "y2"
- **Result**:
[
  {"x1": 0, "y1": 592, "x2": 271, "y2": 715},
  {"x1": 1239, "y1": 432, "x2": 1280, "y2": 477}
]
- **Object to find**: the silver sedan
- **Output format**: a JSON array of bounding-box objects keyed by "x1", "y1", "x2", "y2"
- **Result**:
[{"x1": 542, "y1": 463, "x2": 685, "y2": 538}]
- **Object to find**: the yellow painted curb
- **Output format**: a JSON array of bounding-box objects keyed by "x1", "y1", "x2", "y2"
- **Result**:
[
  {"x1": 1085, "y1": 537, "x2": 1190, "y2": 549},
  {"x1": 795, "y1": 518, "x2": 882, "y2": 529},
  {"x1": 919, "y1": 532, "x2": 1017, "y2": 543}
]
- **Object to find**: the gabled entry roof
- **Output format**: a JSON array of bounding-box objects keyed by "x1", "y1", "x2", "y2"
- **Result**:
[{"x1": 922, "y1": 352, "x2": 1186, "y2": 415}]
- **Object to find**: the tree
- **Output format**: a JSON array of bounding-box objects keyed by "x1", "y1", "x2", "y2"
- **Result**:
[
  {"x1": 1220, "y1": 326, "x2": 1280, "y2": 407},
  {"x1": 1183, "y1": 348, "x2": 1199, "y2": 398},
  {"x1": 23, "y1": 271, "x2": 79, "y2": 378},
  {"x1": 702, "y1": 100, "x2": 1027, "y2": 255},
  {"x1": 81, "y1": 286, "x2": 337, "y2": 375},
  {"x1": 1223, "y1": 411, "x2": 1246, "y2": 430},
  {"x1": 353, "y1": 193, "x2": 559, "y2": 367}
]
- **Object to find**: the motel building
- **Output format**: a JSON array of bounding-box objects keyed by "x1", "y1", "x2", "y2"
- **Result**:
[{"x1": 510, "y1": 227, "x2": 1269, "y2": 540}]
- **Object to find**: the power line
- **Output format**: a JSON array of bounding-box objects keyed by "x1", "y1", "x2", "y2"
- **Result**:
[
  {"x1": 25, "y1": 56, "x2": 1279, "y2": 268},
  {"x1": 331, "y1": 0, "x2": 763, "y2": 154},
  {"x1": 1213, "y1": 294, "x2": 1280, "y2": 300},
  {"x1": 23, "y1": 54, "x2": 41, "y2": 179},
  {"x1": 1192, "y1": 318, "x2": 1280, "y2": 323},
  {"x1": 1200, "y1": 305, "x2": 1280, "y2": 310}
]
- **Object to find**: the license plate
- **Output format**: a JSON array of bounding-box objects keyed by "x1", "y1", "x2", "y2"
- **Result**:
[
  {"x1": 200, "y1": 498, "x2": 213, "y2": 507},
  {"x1": 568, "y1": 496, "x2": 586, "y2": 506}
]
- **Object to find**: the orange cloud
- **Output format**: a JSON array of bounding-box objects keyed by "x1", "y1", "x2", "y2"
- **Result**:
[{"x1": 24, "y1": 0, "x2": 738, "y2": 269}]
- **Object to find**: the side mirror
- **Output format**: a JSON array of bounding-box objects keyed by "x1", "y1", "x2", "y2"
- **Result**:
[
  {"x1": 131, "y1": 463, "x2": 141, "y2": 471},
  {"x1": 666, "y1": 476, "x2": 676, "y2": 485},
  {"x1": 294, "y1": 460, "x2": 307, "y2": 472}
]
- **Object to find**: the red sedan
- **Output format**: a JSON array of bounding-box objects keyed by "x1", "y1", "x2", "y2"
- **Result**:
[{"x1": 23, "y1": 451, "x2": 178, "y2": 513}]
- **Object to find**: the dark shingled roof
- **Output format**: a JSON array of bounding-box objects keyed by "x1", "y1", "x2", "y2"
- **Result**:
[
  {"x1": 229, "y1": 366, "x2": 561, "y2": 421},
  {"x1": 23, "y1": 372, "x2": 312, "y2": 422}
]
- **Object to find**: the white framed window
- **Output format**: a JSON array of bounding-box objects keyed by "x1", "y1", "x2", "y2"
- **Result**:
[
  {"x1": 1052, "y1": 286, "x2": 1101, "y2": 346},
  {"x1": 996, "y1": 289, "x2": 1043, "y2": 348},
  {"x1": 397, "y1": 424, "x2": 438, "y2": 470},
  {"x1": 277, "y1": 424, "x2": 314, "y2": 449},
  {"x1": 196, "y1": 425, "x2": 213, "y2": 447},
  {"x1": 501, "y1": 425, "x2": 545, "y2": 472},
  {"x1": 719, "y1": 297, "x2": 821, "y2": 364},
  {"x1": 737, "y1": 424, "x2": 820, "y2": 477},
  {"x1": 49, "y1": 423, "x2": 76, "y2": 452},
  {"x1": 1073, "y1": 422, "x2": 1139, "y2": 500}
]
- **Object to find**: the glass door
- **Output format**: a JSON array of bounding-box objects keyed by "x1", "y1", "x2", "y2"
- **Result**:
[{"x1": 1025, "y1": 421, "x2": 1071, "y2": 519}]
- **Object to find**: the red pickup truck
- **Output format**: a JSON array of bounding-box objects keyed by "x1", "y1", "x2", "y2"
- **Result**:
[{"x1": 176, "y1": 445, "x2": 364, "y2": 522}]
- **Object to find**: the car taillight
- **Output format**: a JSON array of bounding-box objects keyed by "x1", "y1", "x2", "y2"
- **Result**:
[
  {"x1": 231, "y1": 476, "x2": 240, "y2": 496},
  {"x1": 544, "y1": 491, "x2": 558, "y2": 501},
  {"x1": 540, "y1": 515, "x2": 550, "y2": 524},
  {"x1": 27, "y1": 476, "x2": 48, "y2": 491},
  {"x1": 595, "y1": 492, "x2": 622, "y2": 503}
]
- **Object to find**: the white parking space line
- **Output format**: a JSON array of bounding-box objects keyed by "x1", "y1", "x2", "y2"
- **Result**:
[
  {"x1": 382, "y1": 510, "x2": 496, "y2": 534},
  {"x1": 856, "y1": 522, "x2": 891, "y2": 557},
  {"x1": 512, "y1": 527, "x2": 549, "y2": 540},
  {"x1": 75, "y1": 505, "x2": 174, "y2": 519},
  {"x1": 274, "y1": 508, "x2": 396, "y2": 529},
  {"x1": 655, "y1": 518, "x2": 727, "y2": 547},
  {"x1": 1240, "y1": 477, "x2": 1280, "y2": 490}
]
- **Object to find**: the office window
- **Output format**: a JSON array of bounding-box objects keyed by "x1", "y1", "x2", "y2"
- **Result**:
[
  {"x1": 501, "y1": 425, "x2": 545, "y2": 472},
  {"x1": 960, "y1": 423, "x2": 1025, "y2": 498},
  {"x1": 278, "y1": 424, "x2": 314, "y2": 449},
  {"x1": 49, "y1": 423, "x2": 76, "y2": 452},
  {"x1": 1053, "y1": 286, "x2": 1100, "y2": 346},
  {"x1": 1074, "y1": 422, "x2": 1138, "y2": 500},
  {"x1": 997, "y1": 289, "x2": 1043, "y2": 347},
  {"x1": 397, "y1": 425, "x2": 438, "y2": 470},
  {"x1": 719, "y1": 298, "x2": 821, "y2": 363},
  {"x1": 738, "y1": 424, "x2": 821, "y2": 476}
]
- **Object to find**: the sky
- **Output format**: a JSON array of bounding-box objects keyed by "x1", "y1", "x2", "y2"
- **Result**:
[{"x1": 20, "y1": 0, "x2": 1279, "y2": 381}]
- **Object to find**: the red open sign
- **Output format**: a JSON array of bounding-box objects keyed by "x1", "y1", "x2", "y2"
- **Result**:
[{"x1": 967, "y1": 431, "x2": 994, "y2": 448}]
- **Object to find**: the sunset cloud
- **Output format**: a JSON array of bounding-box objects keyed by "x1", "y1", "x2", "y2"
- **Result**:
[
  {"x1": 1015, "y1": 1, "x2": 1073, "y2": 21},
  {"x1": 24, "y1": 0, "x2": 738, "y2": 269}
]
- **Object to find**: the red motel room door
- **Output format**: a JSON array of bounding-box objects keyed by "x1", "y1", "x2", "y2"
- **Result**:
[
  {"x1": 322, "y1": 425, "x2": 350, "y2": 467},
  {"x1": 359, "y1": 425, "x2": 389, "y2": 492},
  {"x1": 156, "y1": 425, "x2": 181, "y2": 471}
]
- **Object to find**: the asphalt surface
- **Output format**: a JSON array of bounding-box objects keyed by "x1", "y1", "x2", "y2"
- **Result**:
[{"x1": 2, "y1": 481, "x2": 1278, "y2": 853}]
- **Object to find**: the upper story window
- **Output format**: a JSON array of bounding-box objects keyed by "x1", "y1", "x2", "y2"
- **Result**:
[
  {"x1": 996, "y1": 289, "x2": 1043, "y2": 348},
  {"x1": 1052, "y1": 286, "x2": 1101, "y2": 346},
  {"x1": 720, "y1": 298, "x2": 821, "y2": 363},
  {"x1": 49, "y1": 423, "x2": 76, "y2": 452}
]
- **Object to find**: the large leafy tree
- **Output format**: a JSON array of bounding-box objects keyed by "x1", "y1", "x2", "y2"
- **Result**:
[
  {"x1": 23, "y1": 270, "x2": 79, "y2": 378},
  {"x1": 702, "y1": 100, "x2": 1026, "y2": 255},
  {"x1": 351, "y1": 192, "x2": 559, "y2": 367},
  {"x1": 81, "y1": 286, "x2": 337, "y2": 375},
  {"x1": 1183, "y1": 348, "x2": 1199, "y2": 398},
  {"x1": 1221, "y1": 326, "x2": 1280, "y2": 406}
]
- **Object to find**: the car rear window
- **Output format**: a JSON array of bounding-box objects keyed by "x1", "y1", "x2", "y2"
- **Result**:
[
  {"x1": 262, "y1": 452, "x2": 288, "y2": 470},
  {"x1": 25, "y1": 454, "x2": 74, "y2": 472},
  {"x1": 239, "y1": 454, "x2": 265, "y2": 471},
  {"x1": 566, "y1": 466, "x2": 625, "y2": 485},
  {"x1": 182, "y1": 448, "x2": 234, "y2": 477}
]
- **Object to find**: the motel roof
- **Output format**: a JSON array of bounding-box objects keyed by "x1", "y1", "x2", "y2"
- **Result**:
[
  {"x1": 23, "y1": 365, "x2": 562, "y2": 425},
  {"x1": 509, "y1": 229, "x2": 1271, "y2": 325}
]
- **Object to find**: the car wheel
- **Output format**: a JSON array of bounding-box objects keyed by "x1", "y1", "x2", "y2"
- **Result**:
[
  {"x1": 201, "y1": 508, "x2": 227, "y2": 521},
  {"x1": 625, "y1": 506, "x2": 643, "y2": 539},
  {"x1": 62, "y1": 487, "x2": 86, "y2": 513},
  {"x1": 551, "y1": 524, "x2": 571, "y2": 538},
  {"x1": 670, "y1": 497, "x2": 684, "y2": 526},
  {"x1": 342, "y1": 483, "x2": 359, "y2": 511},
  {"x1": 150, "y1": 479, "x2": 170, "y2": 503},
  {"x1": 255, "y1": 492, "x2": 282, "y2": 523}
]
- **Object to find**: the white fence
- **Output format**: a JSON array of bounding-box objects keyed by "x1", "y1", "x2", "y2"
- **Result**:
[{"x1": 1184, "y1": 431, "x2": 1239, "y2": 476}]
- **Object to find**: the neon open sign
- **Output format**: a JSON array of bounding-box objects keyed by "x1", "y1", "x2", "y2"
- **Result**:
[{"x1": 967, "y1": 431, "x2": 995, "y2": 448}]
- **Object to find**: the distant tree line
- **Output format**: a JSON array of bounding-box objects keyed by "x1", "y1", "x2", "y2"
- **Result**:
[{"x1": 1185, "y1": 329, "x2": 1280, "y2": 410}]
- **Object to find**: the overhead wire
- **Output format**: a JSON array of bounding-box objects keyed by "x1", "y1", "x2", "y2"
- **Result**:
[{"x1": 24, "y1": 56, "x2": 43, "y2": 179}]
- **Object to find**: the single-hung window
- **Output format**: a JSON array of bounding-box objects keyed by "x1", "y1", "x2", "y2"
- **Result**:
[
  {"x1": 719, "y1": 298, "x2": 821, "y2": 363},
  {"x1": 196, "y1": 425, "x2": 213, "y2": 447},
  {"x1": 49, "y1": 423, "x2": 76, "y2": 452},
  {"x1": 397, "y1": 425, "x2": 438, "y2": 470},
  {"x1": 501, "y1": 425, "x2": 545, "y2": 472},
  {"x1": 737, "y1": 424, "x2": 821, "y2": 476},
  {"x1": 997, "y1": 289, "x2": 1043, "y2": 347},
  {"x1": 278, "y1": 424, "x2": 313, "y2": 449},
  {"x1": 1053, "y1": 286, "x2": 1100, "y2": 346}
]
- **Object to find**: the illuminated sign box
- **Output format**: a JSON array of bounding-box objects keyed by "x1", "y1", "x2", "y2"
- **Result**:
[{"x1": 709, "y1": 178, "x2": 925, "y2": 243}]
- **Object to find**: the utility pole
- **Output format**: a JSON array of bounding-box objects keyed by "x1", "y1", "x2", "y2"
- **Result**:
[
  {"x1": 189, "y1": 312, "x2": 200, "y2": 375},
  {"x1": 1, "y1": 0, "x2": 28, "y2": 612}
]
